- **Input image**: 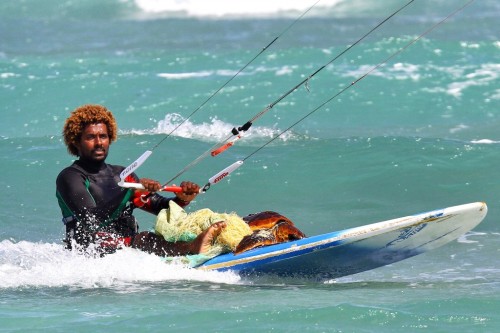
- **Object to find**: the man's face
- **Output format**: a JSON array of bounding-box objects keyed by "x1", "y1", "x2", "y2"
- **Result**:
[{"x1": 76, "y1": 123, "x2": 110, "y2": 162}]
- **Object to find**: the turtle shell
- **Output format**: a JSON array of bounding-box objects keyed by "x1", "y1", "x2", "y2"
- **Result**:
[
  {"x1": 243, "y1": 211, "x2": 296, "y2": 230},
  {"x1": 234, "y1": 211, "x2": 306, "y2": 254}
]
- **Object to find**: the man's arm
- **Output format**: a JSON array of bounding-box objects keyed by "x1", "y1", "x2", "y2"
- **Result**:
[{"x1": 56, "y1": 168, "x2": 102, "y2": 246}]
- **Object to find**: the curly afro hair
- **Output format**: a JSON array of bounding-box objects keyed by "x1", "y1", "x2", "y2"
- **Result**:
[{"x1": 63, "y1": 104, "x2": 118, "y2": 156}]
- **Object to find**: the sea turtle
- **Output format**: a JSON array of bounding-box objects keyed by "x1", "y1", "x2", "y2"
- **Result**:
[{"x1": 234, "y1": 211, "x2": 306, "y2": 254}]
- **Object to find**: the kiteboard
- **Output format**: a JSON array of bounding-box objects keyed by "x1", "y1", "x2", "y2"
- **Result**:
[{"x1": 196, "y1": 202, "x2": 487, "y2": 279}]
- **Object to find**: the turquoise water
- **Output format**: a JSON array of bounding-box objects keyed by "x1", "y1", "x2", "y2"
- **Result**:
[{"x1": 1, "y1": 0, "x2": 499, "y2": 332}]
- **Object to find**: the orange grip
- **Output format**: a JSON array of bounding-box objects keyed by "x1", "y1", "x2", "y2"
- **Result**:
[
  {"x1": 162, "y1": 186, "x2": 183, "y2": 193},
  {"x1": 211, "y1": 142, "x2": 234, "y2": 157}
]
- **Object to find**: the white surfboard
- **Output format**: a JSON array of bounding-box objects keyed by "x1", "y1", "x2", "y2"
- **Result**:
[{"x1": 197, "y1": 202, "x2": 487, "y2": 279}]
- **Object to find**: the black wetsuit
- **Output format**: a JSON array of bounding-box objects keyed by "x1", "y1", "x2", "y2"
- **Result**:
[{"x1": 56, "y1": 158, "x2": 180, "y2": 249}]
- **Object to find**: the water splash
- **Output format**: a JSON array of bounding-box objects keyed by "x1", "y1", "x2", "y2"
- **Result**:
[{"x1": 0, "y1": 240, "x2": 241, "y2": 289}]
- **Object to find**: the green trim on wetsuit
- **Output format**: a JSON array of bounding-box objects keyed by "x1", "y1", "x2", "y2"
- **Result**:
[
  {"x1": 56, "y1": 190, "x2": 74, "y2": 220},
  {"x1": 84, "y1": 178, "x2": 96, "y2": 206}
]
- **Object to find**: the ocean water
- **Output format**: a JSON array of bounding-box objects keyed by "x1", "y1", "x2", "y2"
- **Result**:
[{"x1": 1, "y1": 0, "x2": 499, "y2": 331}]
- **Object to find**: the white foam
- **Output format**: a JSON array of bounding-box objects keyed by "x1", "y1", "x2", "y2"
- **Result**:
[
  {"x1": 157, "y1": 71, "x2": 213, "y2": 79},
  {"x1": 391, "y1": 62, "x2": 421, "y2": 81},
  {"x1": 449, "y1": 124, "x2": 469, "y2": 134},
  {"x1": 0, "y1": 240, "x2": 240, "y2": 289},
  {"x1": 445, "y1": 64, "x2": 500, "y2": 98},
  {"x1": 157, "y1": 66, "x2": 289, "y2": 81},
  {"x1": 344, "y1": 59, "x2": 499, "y2": 100},
  {"x1": 341, "y1": 61, "x2": 422, "y2": 81},
  {"x1": 151, "y1": 113, "x2": 296, "y2": 142},
  {"x1": 133, "y1": 0, "x2": 342, "y2": 18},
  {"x1": 470, "y1": 139, "x2": 499, "y2": 144},
  {"x1": 457, "y1": 231, "x2": 488, "y2": 244},
  {"x1": 0, "y1": 72, "x2": 18, "y2": 79}
]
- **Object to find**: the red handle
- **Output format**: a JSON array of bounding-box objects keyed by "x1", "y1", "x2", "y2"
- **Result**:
[{"x1": 161, "y1": 186, "x2": 183, "y2": 193}]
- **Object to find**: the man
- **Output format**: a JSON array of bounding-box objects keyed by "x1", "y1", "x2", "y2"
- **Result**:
[{"x1": 56, "y1": 104, "x2": 225, "y2": 256}]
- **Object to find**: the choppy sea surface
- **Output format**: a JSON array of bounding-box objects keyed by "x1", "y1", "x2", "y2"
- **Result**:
[{"x1": 1, "y1": 0, "x2": 499, "y2": 332}]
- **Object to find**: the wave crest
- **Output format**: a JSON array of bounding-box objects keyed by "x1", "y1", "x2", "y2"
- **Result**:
[{"x1": 122, "y1": 113, "x2": 298, "y2": 143}]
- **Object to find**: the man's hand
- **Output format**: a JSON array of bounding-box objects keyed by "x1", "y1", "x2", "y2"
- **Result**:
[
  {"x1": 138, "y1": 179, "x2": 200, "y2": 203},
  {"x1": 139, "y1": 178, "x2": 162, "y2": 192},
  {"x1": 175, "y1": 181, "x2": 200, "y2": 203}
]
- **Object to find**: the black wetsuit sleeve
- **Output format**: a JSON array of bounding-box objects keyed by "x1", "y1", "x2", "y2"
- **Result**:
[
  {"x1": 56, "y1": 170, "x2": 92, "y2": 246},
  {"x1": 56, "y1": 167, "x2": 117, "y2": 246},
  {"x1": 57, "y1": 169, "x2": 99, "y2": 217}
]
